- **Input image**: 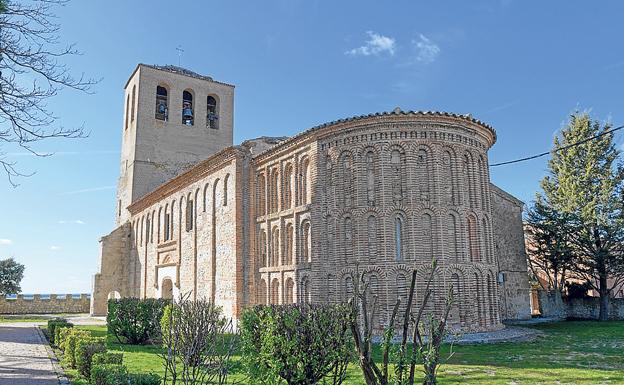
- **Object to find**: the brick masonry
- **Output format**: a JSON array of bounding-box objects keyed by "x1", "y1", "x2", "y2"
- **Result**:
[{"x1": 91, "y1": 66, "x2": 531, "y2": 332}]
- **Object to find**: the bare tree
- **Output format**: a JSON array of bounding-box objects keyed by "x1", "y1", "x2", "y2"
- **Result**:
[
  {"x1": 349, "y1": 259, "x2": 455, "y2": 385},
  {"x1": 0, "y1": 0, "x2": 97, "y2": 186},
  {"x1": 160, "y1": 295, "x2": 239, "y2": 385}
]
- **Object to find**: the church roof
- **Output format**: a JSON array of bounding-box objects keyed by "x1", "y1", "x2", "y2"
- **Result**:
[{"x1": 252, "y1": 108, "x2": 497, "y2": 160}]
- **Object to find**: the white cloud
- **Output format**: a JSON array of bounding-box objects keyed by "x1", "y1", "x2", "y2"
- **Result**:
[
  {"x1": 60, "y1": 185, "x2": 115, "y2": 196},
  {"x1": 346, "y1": 31, "x2": 396, "y2": 57},
  {"x1": 0, "y1": 239, "x2": 13, "y2": 245},
  {"x1": 50, "y1": 246, "x2": 61, "y2": 251},
  {"x1": 58, "y1": 220, "x2": 85, "y2": 225},
  {"x1": 412, "y1": 34, "x2": 440, "y2": 64}
]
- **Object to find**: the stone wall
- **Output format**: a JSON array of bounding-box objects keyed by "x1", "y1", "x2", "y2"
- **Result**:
[
  {"x1": 0, "y1": 294, "x2": 90, "y2": 314},
  {"x1": 490, "y1": 184, "x2": 531, "y2": 321},
  {"x1": 537, "y1": 290, "x2": 624, "y2": 320}
]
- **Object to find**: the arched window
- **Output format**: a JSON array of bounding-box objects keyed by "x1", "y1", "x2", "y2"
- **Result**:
[
  {"x1": 391, "y1": 149, "x2": 404, "y2": 203},
  {"x1": 258, "y1": 279, "x2": 268, "y2": 305},
  {"x1": 259, "y1": 230, "x2": 267, "y2": 267},
  {"x1": 365, "y1": 151, "x2": 376, "y2": 205},
  {"x1": 339, "y1": 153, "x2": 354, "y2": 208},
  {"x1": 283, "y1": 164, "x2": 293, "y2": 209},
  {"x1": 450, "y1": 273, "x2": 462, "y2": 325},
  {"x1": 223, "y1": 174, "x2": 229, "y2": 206},
  {"x1": 145, "y1": 215, "x2": 151, "y2": 245},
  {"x1": 415, "y1": 148, "x2": 430, "y2": 202},
  {"x1": 343, "y1": 218, "x2": 354, "y2": 263},
  {"x1": 482, "y1": 217, "x2": 491, "y2": 263},
  {"x1": 302, "y1": 220, "x2": 311, "y2": 263},
  {"x1": 182, "y1": 90, "x2": 194, "y2": 125},
  {"x1": 257, "y1": 174, "x2": 266, "y2": 215},
  {"x1": 463, "y1": 153, "x2": 477, "y2": 207},
  {"x1": 478, "y1": 156, "x2": 488, "y2": 209},
  {"x1": 164, "y1": 204, "x2": 171, "y2": 241},
  {"x1": 300, "y1": 158, "x2": 310, "y2": 205},
  {"x1": 155, "y1": 86, "x2": 168, "y2": 121},
  {"x1": 285, "y1": 278, "x2": 295, "y2": 304},
  {"x1": 270, "y1": 169, "x2": 279, "y2": 212},
  {"x1": 367, "y1": 215, "x2": 378, "y2": 263},
  {"x1": 131, "y1": 85, "x2": 136, "y2": 123},
  {"x1": 125, "y1": 95, "x2": 130, "y2": 130},
  {"x1": 395, "y1": 273, "x2": 408, "y2": 325},
  {"x1": 447, "y1": 214, "x2": 459, "y2": 261},
  {"x1": 343, "y1": 275, "x2": 354, "y2": 302},
  {"x1": 395, "y1": 216, "x2": 403, "y2": 262},
  {"x1": 285, "y1": 223, "x2": 294, "y2": 265},
  {"x1": 271, "y1": 278, "x2": 280, "y2": 304},
  {"x1": 467, "y1": 215, "x2": 480, "y2": 262},
  {"x1": 186, "y1": 199, "x2": 194, "y2": 232},
  {"x1": 441, "y1": 150, "x2": 455, "y2": 205},
  {"x1": 272, "y1": 227, "x2": 280, "y2": 266},
  {"x1": 207, "y1": 95, "x2": 219, "y2": 129},
  {"x1": 420, "y1": 213, "x2": 433, "y2": 260}
]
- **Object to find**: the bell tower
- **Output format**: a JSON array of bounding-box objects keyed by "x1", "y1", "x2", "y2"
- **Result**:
[{"x1": 116, "y1": 64, "x2": 234, "y2": 225}]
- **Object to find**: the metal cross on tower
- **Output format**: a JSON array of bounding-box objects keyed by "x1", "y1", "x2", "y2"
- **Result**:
[{"x1": 176, "y1": 45, "x2": 184, "y2": 67}]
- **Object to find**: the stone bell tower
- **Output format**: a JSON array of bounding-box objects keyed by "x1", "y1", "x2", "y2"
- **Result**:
[{"x1": 116, "y1": 64, "x2": 234, "y2": 224}]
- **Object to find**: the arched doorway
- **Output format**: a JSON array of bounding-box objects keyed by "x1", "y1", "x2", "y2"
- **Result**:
[
  {"x1": 161, "y1": 278, "x2": 174, "y2": 300},
  {"x1": 107, "y1": 291, "x2": 121, "y2": 300}
]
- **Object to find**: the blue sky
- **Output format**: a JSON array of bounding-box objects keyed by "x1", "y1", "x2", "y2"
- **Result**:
[{"x1": 1, "y1": 0, "x2": 623, "y2": 293}]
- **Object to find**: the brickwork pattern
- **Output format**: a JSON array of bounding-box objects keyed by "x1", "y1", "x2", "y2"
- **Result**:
[{"x1": 0, "y1": 294, "x2": 89, "y2": 315}]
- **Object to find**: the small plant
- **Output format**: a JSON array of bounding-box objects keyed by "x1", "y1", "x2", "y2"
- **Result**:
[
  {"x1": 92, "y1": 352, "x2": 123, "y2": 366},
  {"x1": 160, "y1": 296, "x2": 237, "y2": 385},
  {"x1": 60, "y1": 329, "x2": 91, "y2": 368},
  {"x1": 75, "y1": 336, "x2": 106, "y2": 377},
  {"x1": 107, "y1": 298, "x2": 168, "y2": 344},
  {"x1": 240, "y1": 303, "x2": 353, "y2": 385},
  {"x1": 350, "y1": 259, "x2": 455, "y2": 385},
  {"x1": 56, "y1": 326, "x2": 74, "y2": 351},
  {"x1": 90, "y1": 364, "x2": 127, "y2": 385},
  {"x1": 47, "y1": 318, "x2": 72, "y2": 345}
]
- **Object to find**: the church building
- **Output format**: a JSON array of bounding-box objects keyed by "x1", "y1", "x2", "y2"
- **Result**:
[{"x1": 91, "y1": 64, "x2": 531, "y2": 332}]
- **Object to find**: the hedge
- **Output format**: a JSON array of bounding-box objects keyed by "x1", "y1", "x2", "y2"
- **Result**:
[
  {"x1": 47, "y1": 318, "x2": 73, "y2": 345},
  {"x1": 60, "y1": 329, "x2": 91, "y2": 368},
  {"x1": 90, "y1": 364, "x2": 127, "y2": 385},
  {"x1": 92, "y1": 352, "x2": 123, "y2": 366},
  {"x1": 107, "y1": 298, "x2": 168, "y2": 344},
  {"x1": 75, "y1": 336, "x2": 106, "y2": 377}
]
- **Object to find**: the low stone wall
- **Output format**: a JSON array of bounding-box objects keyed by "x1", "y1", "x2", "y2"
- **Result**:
[
  {"x1": 0, "y1": 294, "x2": 90, "y2": 315},
  {"x1": 537, "y1": 290, "x2": 624, "y2": 320}
]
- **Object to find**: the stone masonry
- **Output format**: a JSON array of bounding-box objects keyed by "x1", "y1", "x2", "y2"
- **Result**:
[
  {"x1": 92, "y1": 65, "x2": 531, "y2": 332},
  {"x1": 0, "y1": 294, "x2": 90, "y2": 315}
]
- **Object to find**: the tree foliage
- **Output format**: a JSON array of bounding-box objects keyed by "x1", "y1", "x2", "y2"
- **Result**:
[
  {"x1": 0, "y1": 0, "x2": 97, "y2": 186},
  {"x1": 0, "y1": 257, "x2": 24, "y2": 295},
  {"x1": 525, "y1": 197, "x2": 575, "y2": 292},
  {"x1": 106, "y1": 298, "x2": 168, "y2": 344},
  {"x1": 537, "y1": 111, "x2": 624, "y2": 320}
]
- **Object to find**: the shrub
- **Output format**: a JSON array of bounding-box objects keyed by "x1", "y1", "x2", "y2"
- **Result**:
[
  {"x1": 47, "y1": 318, "x2": 73, "y2": 345},
  {"x1": 61, "y1": 329, "x2": 91, "y2": 368},
  {"x1": 92, "y1": 352, "x2": 123, "y2": 366},
  {"x1": 75, "y1": 336, "x2": 106, "y2": 377},
  {"x1": 240, "y1": 304, "x2": 353, "y2": 385},
  {"x1": 566, "y1": 281, "x2": 592, "y2": 299},
  {"x1": 107, "y1": 298, "x2": 168, "y2": 344},
  {"x1": 56, "y1": 326, "x2": 74, "y2": 351},
  {"x1": 90, "y1": 364, "x2": 127, "y2": 385},
  {"x1": 160, "y1": 299, "x2": 237, "y2": 385},
  {"x1": 124, "y1": 373, "x2": 162, "y2": 385}
]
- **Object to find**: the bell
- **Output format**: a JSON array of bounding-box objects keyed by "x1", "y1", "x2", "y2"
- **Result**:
[
  {"x1": 158, "y1": 103, "x2": 166, "y2": 114},
  {"x1": 183, "y1": 108, "x2": 193, "y2": 119}
]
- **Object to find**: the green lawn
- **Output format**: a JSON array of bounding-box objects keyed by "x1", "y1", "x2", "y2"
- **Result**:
[{"x1": 60, "y1": 321, "x2": 624, "y2": 385}]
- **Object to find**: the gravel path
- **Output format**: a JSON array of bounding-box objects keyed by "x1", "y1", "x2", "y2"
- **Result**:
[{"x1": 0, "y1": 322, "x2": 61, "y2": 385}]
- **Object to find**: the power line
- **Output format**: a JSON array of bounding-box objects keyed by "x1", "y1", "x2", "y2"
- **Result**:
[{"x1": 489, "y1": 124, "x2": 624, "y2": 167}]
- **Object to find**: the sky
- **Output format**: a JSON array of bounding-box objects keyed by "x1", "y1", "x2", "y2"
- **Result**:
[{"x1": 1, "y1": 0, "x2": 624, "y2": 293}]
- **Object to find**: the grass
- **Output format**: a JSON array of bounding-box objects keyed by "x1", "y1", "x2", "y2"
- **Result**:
[
  {"x1": 57, "y1": 321, "x2": 624, "y2": 385},
  {"x1": 0, "y1": 316, "x2": 50, "y2": 323}
]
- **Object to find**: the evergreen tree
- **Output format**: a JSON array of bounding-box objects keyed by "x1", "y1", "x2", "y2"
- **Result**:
[
  {"x1": 538, "y1": 111, "x2": 624, "y2": 320},
  {"x1": 0, "y1": 258, "x2": 25, "y2": 295}
]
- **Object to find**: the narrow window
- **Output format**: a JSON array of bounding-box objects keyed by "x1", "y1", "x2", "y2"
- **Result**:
[
  {"x1": 131, "y1": 85, "x2": 136, "y2": 123},
  {"x1": 302, "y1": 221, "x2": 311, "y2": 263},
  {"x1": 182, "y1": 90, "x2": 194, "y2": 125},
  {"x1": 164, "y1": 212, "x2": 171, "y2": 241},
  {"x1": 155, "y1": 86, "x2": 168, "y2": 121},
  {"x1": 125, "y1": 95, "x2": 130, "y2": 130},
  {"x1": 395, "y1": 216, "x2": 403, "y2": 262},
  {"x1": 207, "y1": 95, "x2": 219, "y2": 129},
  {"x1": 186, "y1": 200, "x2": 194, "y2": 232}
]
